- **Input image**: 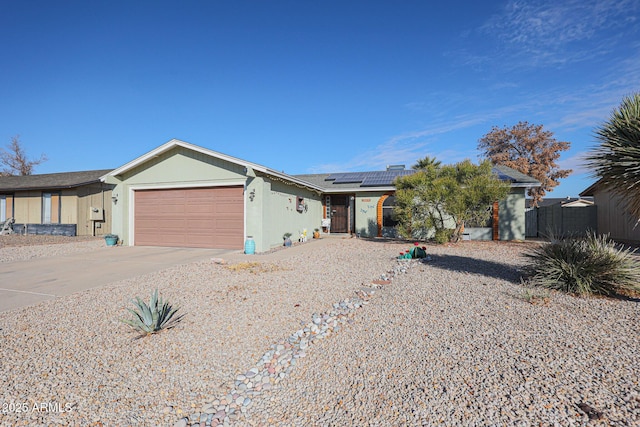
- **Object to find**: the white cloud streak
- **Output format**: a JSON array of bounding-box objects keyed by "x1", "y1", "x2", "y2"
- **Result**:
[
  {"x1": 466, "y1": 0, "x2": 640, "y2": 69},
  {"x1": 557, "y1": 152, "x2": 591, "y2": 175},
  {"x1": 306, "y1": 108, "x2": 521, "y2": 173}
]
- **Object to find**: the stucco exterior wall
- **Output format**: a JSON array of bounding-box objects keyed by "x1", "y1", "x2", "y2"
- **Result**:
[
  {"x1": 354, "y1": 192, "x2": 386, "y2": 237},
  {"x1": 499, "y1": 188, "x2": 526, "y2": 240},
  {"x1": 259, "y1": 178, "x2": 322, "y2": 252},
  {"x1": 243, "y1": 175, "x2": 265, "y2": 250}
]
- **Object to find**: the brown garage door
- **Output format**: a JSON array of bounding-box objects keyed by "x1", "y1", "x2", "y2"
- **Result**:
[{"x1": 134, "y1": 186, "x2": 244, "y2": 249}]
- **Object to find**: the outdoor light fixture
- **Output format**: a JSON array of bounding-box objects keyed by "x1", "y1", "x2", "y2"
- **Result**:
[
  {"x1": 112, "y1": 194, "x2": 118, "y2": 204},
  {"x1": 249, "y1": 189, "x2": 255, "y2": 202}
]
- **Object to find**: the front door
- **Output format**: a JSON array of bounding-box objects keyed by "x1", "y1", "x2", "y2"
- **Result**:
[{"x1": 330, "y1": 195, "x2": 348, "y2": 233}]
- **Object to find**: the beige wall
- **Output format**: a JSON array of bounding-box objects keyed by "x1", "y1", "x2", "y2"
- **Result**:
[
  {"x1": 13, "y1": 191, "x2": 43, "y2": 223},
  {"x1": 11, "y1": 190, "x2": 78, "y2": 224},
  {"x1": 6, "y1": 185, "x2": 112, "y2": 236},
  {"x1": 60, "y1": 191, "x2": 77, "y2": 224},
  {"x1": 77, "y1": 184, "x2": 113, "y2": 236}
]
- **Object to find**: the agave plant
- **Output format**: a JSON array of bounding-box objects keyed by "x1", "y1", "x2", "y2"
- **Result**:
[
  {"x1": 121, "y1": 289, "x2": 185, "y2": 335},
  {"x1": 523, "y1": 232, "x2": 640, "y2": 296}
]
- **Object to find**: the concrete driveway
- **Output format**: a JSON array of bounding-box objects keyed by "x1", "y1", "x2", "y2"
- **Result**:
[{"x1": 0, "y1": 246, "x2": 236, "y2": 313}]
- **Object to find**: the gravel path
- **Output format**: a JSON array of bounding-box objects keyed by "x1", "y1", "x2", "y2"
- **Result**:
[{"x1": 0, "y1": 238, "x2": 638, "y2": 426}]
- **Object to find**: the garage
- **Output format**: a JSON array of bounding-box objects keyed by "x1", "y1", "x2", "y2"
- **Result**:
[{"x1": 134, "y1": 186, "x2": 244, "y2": 249}]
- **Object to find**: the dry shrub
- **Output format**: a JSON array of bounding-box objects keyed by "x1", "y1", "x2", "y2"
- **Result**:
[{"x1": 523, "y1": 232, "x2": 640, "y2": 296}]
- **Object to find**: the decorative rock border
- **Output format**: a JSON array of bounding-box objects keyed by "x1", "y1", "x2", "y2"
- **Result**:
[{"x1": 174, "y1": 258, "x2": 420, "y2": 427}]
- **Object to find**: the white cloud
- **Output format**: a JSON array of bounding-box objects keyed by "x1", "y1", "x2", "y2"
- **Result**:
[
  {"x1": 479, "y1": 0, "x2": 639, "y2": 68},
  {"x1": 306, "y1": 111, "x2": 513, "y2": 173},
  {"x1": 557, "y1": 152, "x2": 591, "y2": 175}
]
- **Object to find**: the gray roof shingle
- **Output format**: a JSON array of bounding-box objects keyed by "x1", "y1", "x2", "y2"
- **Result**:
[{"x1": 0, "y1": 169, "x2": 113, "y2": 191}]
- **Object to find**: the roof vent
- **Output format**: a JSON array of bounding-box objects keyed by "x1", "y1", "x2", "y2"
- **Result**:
[{"x1": 386, "y1": 165, "x2": 405, "y2": 171}]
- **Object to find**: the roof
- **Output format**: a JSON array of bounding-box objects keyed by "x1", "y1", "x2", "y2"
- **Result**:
[
  {"x1": 294, "y1": 170, "x2": 415, "y2": 192},
  {"x1": 535, "y1": 197, "x2": 594, "y2": 207},
  {"x1": 492, "y1": 165, "x2": 540, "y2": 187},
  {"x1": 580, "y1": 179, "x2": 603, "y2": 197},
  {"x1": 0, "y1": 169, "x2": 113, "y2": 192},
  {"x1": 294, "y1": 164, "x2": 541, "y2": 192},
  {"x1": 103, "y1": 139, "x2": 325, "y2": 193}
]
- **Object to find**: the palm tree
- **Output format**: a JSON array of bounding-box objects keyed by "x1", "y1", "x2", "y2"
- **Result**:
[
  {"x1": 412, "y1": 156, "x2": 442, "y2": 170},
  {"x1": 586, "y1": 92, "x2": 640, "y2": 218}
]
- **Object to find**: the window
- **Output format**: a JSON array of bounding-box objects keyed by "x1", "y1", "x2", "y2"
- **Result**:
[
  {"x1": 42, "y1": 192, "x2": 61, "y2": 224},
  {"x1": 0, "y1": 194, "x2": 13, "y2": 222},
  {"x1": 325, "y1": 196, "x2": 331, "y2": 219},
  {"x1": 382, "y1": 195, "x2": 397, "y2": 227},
  {"x1": 466, "y1": 205, "x2": 492, "y2": 227},
  {"x1": 0, "y1": 196, "x2": 6, "y2": 222}
]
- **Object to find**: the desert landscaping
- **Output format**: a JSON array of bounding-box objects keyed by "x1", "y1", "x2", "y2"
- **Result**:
[{"x1": 0, "y1": 236, "x2": 638, "y2": 426}]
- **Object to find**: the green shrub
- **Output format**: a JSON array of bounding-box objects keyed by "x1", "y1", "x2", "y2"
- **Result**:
[
  {"x1": 433, "y1": 228, "x2": 453, "y2": 244},
  {"x1": 523, "y1": 232, "x2": 640, "y2": 295},
  {"x1": 121, "y1": 289, "x2": 185, "y2": 336}
]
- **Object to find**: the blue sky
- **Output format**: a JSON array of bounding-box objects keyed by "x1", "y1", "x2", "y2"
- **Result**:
[{"x1": 1, "y1": 0, "x2": 638, "y2": 197}]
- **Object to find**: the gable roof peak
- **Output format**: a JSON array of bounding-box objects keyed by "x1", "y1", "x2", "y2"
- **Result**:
[{"x1": 104, "y1": 139, "x2": 325, "y2": 192}]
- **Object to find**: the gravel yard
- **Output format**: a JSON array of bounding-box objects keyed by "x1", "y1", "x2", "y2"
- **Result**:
[
  {"x1": 0, "y1": 235, "x2": 103, "y2": 262},
  {"x1": 0, "y1": 238, "x2": 638, "y2": 426}
]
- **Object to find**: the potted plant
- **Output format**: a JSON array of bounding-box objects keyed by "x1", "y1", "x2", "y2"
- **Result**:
[
  {"x1": 313, "y1": 228, "x2": 320, "y2": 239},
  {"x1": 104, "y1": 234, "x2": 118, "y2": 246},
  {"x1": 283, "y1": 232, "x2": 292, "y2": 247}
]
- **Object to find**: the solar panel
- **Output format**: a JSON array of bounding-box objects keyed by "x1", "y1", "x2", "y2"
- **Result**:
[
  {"x1": 362, "y1": 172, "x2": 392, "y2": 187},
  {"x1": 361, "y1": 170, "x2": 415, "y2": 187},
  {"x1": 333, "y1": 172, "x2": 366, "y2": 184},
  {"x1": 493, "y1": 169, "x2": 515, "y2": 182},
  {"x1": 325, "y1": 170, "x2": 416, "y2": 186},
  {"x1": 325, "y1": 173, "x2": 343, "y2": 181}
]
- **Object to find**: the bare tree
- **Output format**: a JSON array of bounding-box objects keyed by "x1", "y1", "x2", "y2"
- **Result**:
[
  {"x1": 478, "y1": 121, "x2": 571, "y2": 207},
  {"x1": 0, "y1": 135, "x2": 48, "y2": 176}
]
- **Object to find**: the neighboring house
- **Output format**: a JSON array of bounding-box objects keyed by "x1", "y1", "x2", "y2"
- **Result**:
[
  {"x1": 1, "y1": 139, "x2": 541, "y2": 250},
  {"x1": 534, "y1": 197, "x2": 594, "y2": 208},
  {"x1": 0, "y1": 170, "x2": 114, "y2": 236},
  {"x1": 580, "y1": 180, "x2": 640, "y2": 243}
]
